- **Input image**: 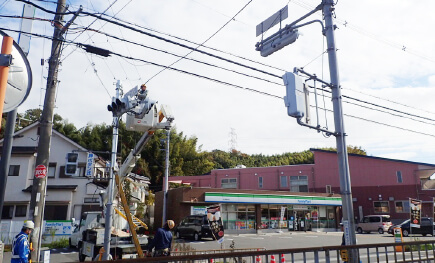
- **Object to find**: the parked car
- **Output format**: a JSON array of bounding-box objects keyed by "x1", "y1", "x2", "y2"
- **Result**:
[
  {"x1": 356, "y1": 215, "x2": 392, "y2": 234},
  {"x1": 387, "y1": 217, "x2": 434, "y2": 237},
  {"x1": 174, "y1": 215, "x2": 214, "y2": 241}
]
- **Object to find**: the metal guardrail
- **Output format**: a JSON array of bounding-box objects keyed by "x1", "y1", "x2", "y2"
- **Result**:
[{"x1": 83, "y1": 240, "x2": 435, "y2": 263}]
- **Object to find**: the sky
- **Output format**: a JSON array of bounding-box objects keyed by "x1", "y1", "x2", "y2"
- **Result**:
[{"x1": 1, "y1": 0, "x2": 435, "y2": 165}]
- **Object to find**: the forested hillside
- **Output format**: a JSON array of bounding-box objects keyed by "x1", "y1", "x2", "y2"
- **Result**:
[{"x1": 1, "y1": 109, "x2": 366, "y2": 190}]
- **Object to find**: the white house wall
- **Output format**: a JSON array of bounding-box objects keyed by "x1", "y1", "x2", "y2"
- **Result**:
[{"x1": 1, "y1": 123, "x2": 103, "y2": 223}]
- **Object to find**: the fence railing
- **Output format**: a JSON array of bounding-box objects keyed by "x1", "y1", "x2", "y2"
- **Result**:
[{"x1": 86, "y1": 240, "x2": 435, "y2": 263}]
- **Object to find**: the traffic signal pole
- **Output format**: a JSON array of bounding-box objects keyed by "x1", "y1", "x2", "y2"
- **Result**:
[
  {"x1": 162, "y1": 128, "x2": 170, "y2": 224},
  {"x1": 103, "y1": 80, "x2": 121, "y2": 260},
  {"x1": 323, "y1": 1, "x2": 357, "y2": 262}
]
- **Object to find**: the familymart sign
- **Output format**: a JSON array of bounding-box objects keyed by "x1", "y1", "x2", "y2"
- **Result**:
[{"x1": 204, "y1": 192, "x2": 342, "y2": 206}]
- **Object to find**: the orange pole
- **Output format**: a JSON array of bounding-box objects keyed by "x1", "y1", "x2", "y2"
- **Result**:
[{"x1": 0, "y1": 36, "x2": 13, "y2": 128}]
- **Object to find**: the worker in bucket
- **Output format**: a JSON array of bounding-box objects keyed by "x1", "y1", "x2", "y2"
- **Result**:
[
  {"x1": 11, "y1": 221, "x2": 34, "y2": 263},
  {"x1": 147, "y1": 220, "x2": 175, "y2": 257}
]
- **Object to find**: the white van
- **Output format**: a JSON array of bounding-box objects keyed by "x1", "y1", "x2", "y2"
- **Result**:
[{"x1": 356, "y1": 215, "x2": 392, "y2": 234}]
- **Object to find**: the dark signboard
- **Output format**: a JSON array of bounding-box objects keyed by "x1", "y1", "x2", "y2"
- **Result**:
[
  {"x1": 410, "y1": 199, "x2": 421, "y2": 228},
  {"x1": 207, "y1": 205, "x2": 224, "y2": 243}
]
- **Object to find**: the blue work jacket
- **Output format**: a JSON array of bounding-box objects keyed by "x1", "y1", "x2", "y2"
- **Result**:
[{"x1": 11, "y1": 232, "x2": 30, "y2": 263}]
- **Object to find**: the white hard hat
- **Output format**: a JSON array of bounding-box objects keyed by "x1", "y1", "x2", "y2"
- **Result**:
[
  {"x1": 167, "y1": 220, "x2": 175, "y2": 229},
  {"x1": 23, "y1": 221, "x2": 34, "y2": 229}
]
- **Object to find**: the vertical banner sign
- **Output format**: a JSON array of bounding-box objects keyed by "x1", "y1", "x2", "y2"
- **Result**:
[
  {"x1": 280, "y1": 206, "x2": 286, "y2": 228},
  {"x1": 85, "y1": 152, "x2": 94, "y2": 177},
  {"x1": 410, "y1": 199, "x2": 421, "y2": 228},
  {"x1": 207, "y1": 205, "x2": 224, "y2": 243}
]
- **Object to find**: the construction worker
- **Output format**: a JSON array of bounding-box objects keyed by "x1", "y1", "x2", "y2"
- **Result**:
[
  {"x1": 11, "y1": 221, "x2": 34, "y2": 263},
  {"x1": 147, "y1": 220, "x2": 175, "y2": 257},
  {"x1": 138, "y1": 84, "x2": 148, "y2": 100}
]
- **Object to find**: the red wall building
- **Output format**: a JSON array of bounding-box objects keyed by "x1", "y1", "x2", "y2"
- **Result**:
[{"x1": 169, "y1": 149, "x2": 435, "y2": 223}]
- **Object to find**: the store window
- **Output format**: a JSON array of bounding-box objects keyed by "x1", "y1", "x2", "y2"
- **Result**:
[
  {"x1": 396, "y1": 171, "x2": 403, "y2": 183},
  {"x1": 260, "y1": 205, "x2": 287, "y2": 230},
  {"x1": 395, "y1": 201, "x2": 410, "y2": 213},
  {"x1": 280, "y1": 176, "x2": 288, "y2": 187},
  {"x1": 221, "y1": 178, "x2": 237, "y2": 189},
  {"x1": 221, "y1": 204, "x2": 255, "y2": 230},
  {"x1": 221, "y1": 204, "x2": 237, "y2": 230},
  {"x1": 290, "y1": 175, "x2": 308, "y2": 192},
  {"x1": 235, "y1": 205, "x2": 255, "y2": 230},
  {"x1": 374, "y1": 201, "x2": 389, "y2": 213}
]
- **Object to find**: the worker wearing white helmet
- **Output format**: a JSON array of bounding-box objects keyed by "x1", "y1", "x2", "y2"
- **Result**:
[
  {"x1": 11, "y1": 221, "x2": 34, "y2": 263},
  {"x1": 147, "y1": 220, "x2": 175, "y2": 257}
]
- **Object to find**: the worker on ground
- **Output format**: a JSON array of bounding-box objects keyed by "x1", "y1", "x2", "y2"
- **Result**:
[
  {"x1": 11, "y1": 221, "x2": 34, "y2": 263},
  {"x1": 147, "y1": 220, "x2": 175, "y2": 257}
]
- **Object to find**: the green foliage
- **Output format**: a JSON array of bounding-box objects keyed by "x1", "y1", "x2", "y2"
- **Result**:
[
  {"x1": 45, "y1": 237, "x2": 69, "y2": 249},
  {"x1": 319, "y1": 145, "x2": 367, "y2": 155}
]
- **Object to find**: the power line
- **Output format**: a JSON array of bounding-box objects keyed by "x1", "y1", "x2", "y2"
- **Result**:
[
  {"x1": 145, "y1": 0, "x2": 253, "y2": 83},
  {"x1": 2, "y1": 17, "x2": 434, "y2": 139},
  {"x1": 306, "y1": 85, "x2": 435, "y2": 124},
  {"x1": 81, "y1": 26, "x2": 283, "y2": 86},
  {"x1": 99, "y1": 10, "x2": 287, "y2": 73},
  {"x1": 342, "y1": 86, "x2": 435, "y2": 117},
  {"x1": 17, "y1": 0, "x2": 283, "y2": 79}
]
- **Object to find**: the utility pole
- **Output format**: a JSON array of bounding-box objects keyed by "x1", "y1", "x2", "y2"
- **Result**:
[
  {"x1": 323, "y1": 0, "x2": 357, "y2": 261},
  {"x1": 28, "y1": 1, "x2": 82, "y2": 261},
  {"x1": 256, "y1": 1, "x2": 357, "y2": 262},
  {"x1": 162, "y1": 128, "x2": 170, "y2": 224}
]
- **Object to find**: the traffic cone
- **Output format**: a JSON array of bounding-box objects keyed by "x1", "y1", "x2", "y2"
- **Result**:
[
  {"x1": 281, "y1": 254, "x2": 285, "y2": 263},
  {"x1": 255, "y1": 249, "x2": 262, "y2": 263},
  {"x1": 270, "y1": 255, "x2": 276, "y2": 263}
]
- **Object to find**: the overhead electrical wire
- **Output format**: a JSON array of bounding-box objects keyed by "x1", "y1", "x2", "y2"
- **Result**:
[
  {"x1": 98, "y1": 11, "x2": 287, "y2": 73},
  {"x1": 3, "y1": 24, "x2": 435, "y2": 129},
  {"x1": 81, "y1": 26, "x2": 283, "y2": 86},
  {"x1": 307, "y1": 85, "x2": 435, "y2": 123},
  {"x1": 145, "y1": 0, "x2": 253, "y2": 83},
  {"x1": 342, "y1": 86, "x2": 435, "y2": 117},
  {"x1": 17, "y1": 0, "x2": 283, "y2": 79},
  {"x1": 3, "y1": 3, "x2": 435, "y2": 138},
  {"x1": 0, "y1": 26, "x2": 433, "y2": 138}
]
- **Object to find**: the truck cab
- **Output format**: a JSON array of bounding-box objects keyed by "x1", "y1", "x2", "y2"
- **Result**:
[{"x1": 69, "y1": 211, "x2": 104, "y2": 248}]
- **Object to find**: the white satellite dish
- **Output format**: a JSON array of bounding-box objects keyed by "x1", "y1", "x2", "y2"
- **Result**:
[{"x1": 0, "y1": 31, "x2": 32, "y2": 113}]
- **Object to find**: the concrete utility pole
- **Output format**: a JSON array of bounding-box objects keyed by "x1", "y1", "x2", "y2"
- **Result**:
[
  {"x1": 323, "y1": 0, "x2": 357, "y2": 261},
  {"x1": 28, "y1": 0, "x2": 67, "y2": 261},
  {"x1": 162, "y1": 128, "x2": 170, "y2": 224}
]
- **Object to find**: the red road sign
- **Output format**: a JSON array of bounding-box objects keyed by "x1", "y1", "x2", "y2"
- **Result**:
[{"x1": 34, "y1": 164, "x2": 47, "y2": 178}]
